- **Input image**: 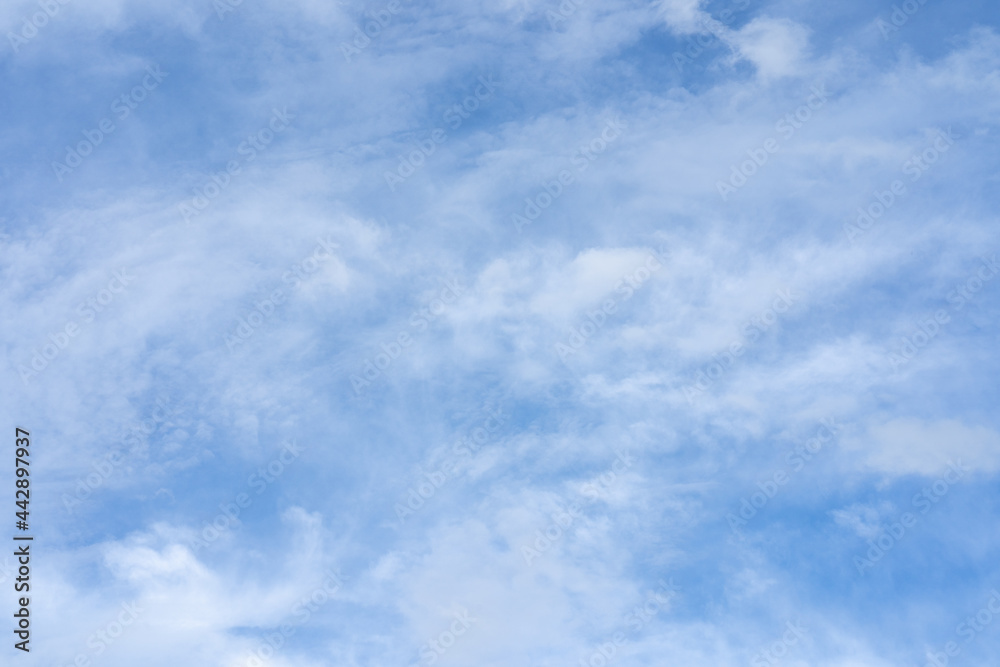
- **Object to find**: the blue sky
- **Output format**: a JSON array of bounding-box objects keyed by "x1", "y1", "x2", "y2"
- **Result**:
[{"x1": 2, "y1": 0, "x2": 1000, "y2": 665}]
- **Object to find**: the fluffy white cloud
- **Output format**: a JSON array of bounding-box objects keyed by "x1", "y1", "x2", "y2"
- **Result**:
[{"x1": 729, "y1": 17, "x2": 811, "y2": 79}]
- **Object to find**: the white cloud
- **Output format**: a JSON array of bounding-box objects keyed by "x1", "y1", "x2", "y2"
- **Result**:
[
  {"x1": 844, "y1": 417, "x2": 1000, "y2": 476},
  {"x1": 729, "y1": 17, "x2": 811, "y2": 80}
]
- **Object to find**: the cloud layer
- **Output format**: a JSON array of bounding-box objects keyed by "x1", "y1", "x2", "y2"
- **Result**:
[{"x1": 2, "y1": 0, "x2": 999, "y2": 665}]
